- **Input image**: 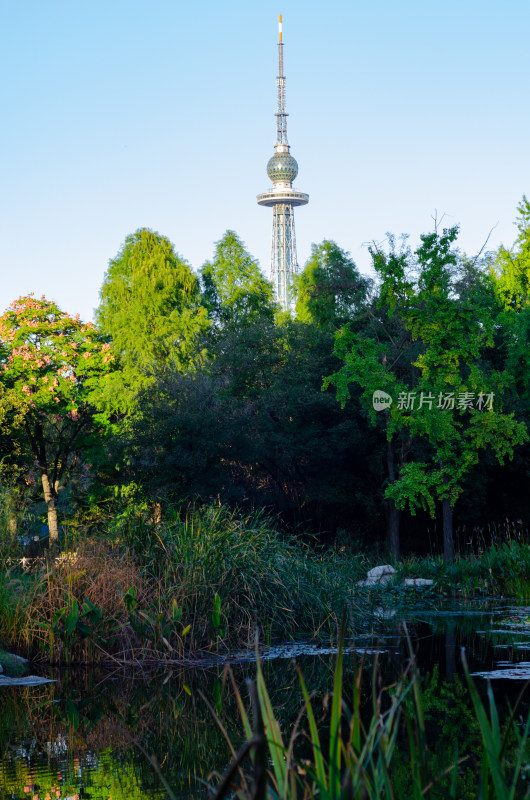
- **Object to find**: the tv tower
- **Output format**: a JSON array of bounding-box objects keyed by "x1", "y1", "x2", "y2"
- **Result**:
[{"x1": 257, "y1": 14, "x2": 309, "y2": 311}]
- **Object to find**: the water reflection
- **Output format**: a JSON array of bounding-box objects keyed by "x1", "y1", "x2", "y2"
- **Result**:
[{"x1": 1, "y1": 599, "x2": 529, "y2": 799}]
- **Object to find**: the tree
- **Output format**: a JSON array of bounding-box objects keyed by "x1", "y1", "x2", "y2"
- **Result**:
[
  {"x1": 491, "y1": 195, "x2": 530, "y2": 312},
  {"x1": 326, "y1": 226, "x2": 527, "y2": 560},
  {"x1": 386, "y1": 227, "x2": 526, "y2": 559},
  {"x1": 96, "y1": 228, "x2": 209, "y2": 412},
  {"x1": 200, "y1": 230, "x2": 275, "y2": 326},
  {"x1": 324, "y1": 238, "x2": 418, "y2": 558},
  {"x1": 490, "y1": 197, "x2": 530, "y2": 409},
  {"x1": 0, "y1": 295, "x2": 114, "y2": 544},
  {"x1": 295, "y1": 240, "x2": 371, "y2": 328},
  {"x1": 122, "y1": 317, "x2": 377, "y2": 539}
]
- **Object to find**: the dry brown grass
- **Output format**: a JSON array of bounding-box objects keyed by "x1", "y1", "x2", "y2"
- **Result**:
[{"x1": 25, "y1": 539, "x2": 148, "y2": 662}]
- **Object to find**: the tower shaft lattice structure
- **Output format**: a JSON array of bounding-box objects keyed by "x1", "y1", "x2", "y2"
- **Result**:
[{"x1": 257, "y1": 15, "x2": 308, "y2": 311}]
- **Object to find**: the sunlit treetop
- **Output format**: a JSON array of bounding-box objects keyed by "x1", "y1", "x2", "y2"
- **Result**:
[
  {"x1": 0, "y1": 293, "x2": 114, "y2": 418},
  {"x1": 492, "y1": 195, "x2": 530, "y2": 311}
]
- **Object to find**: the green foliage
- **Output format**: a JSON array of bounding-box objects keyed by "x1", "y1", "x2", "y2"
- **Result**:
[
  {"x1": 0, "y1": 505, "x2": 369, "y2": 662},
  {"x1": 0, "y1": 294, "x2": 115, "y2": 542},
  {"x1": 396, "y1": 540, "x2": 530, "y2": 597},
  {"x1": 96, "y1": 228, "x2": 209, "y2": 411},
  {"x1": 295, "y1": 240, "x2": 371, "y2": 328},
  {"x1": 491, "y1": 198, "x2": 530, "y2": 423},
  {"x1": 200, "y1": 230, "x2": 275, "y2": 326},
  {"x1": 119, "y1": 504, "x2": 356, "y2": 650},
  {"x1": 120, "y1": 318, "x2": 378, "y2": 537},
  {"x1": 492, "y1": 195, "x2": 530, "y2": 312},
  {"x1": 210, "y1": 638, "x2": 530, "y2": 800},
  {"x1": 385, "y1": 462, "x2": 440, "y2": 517},
  {"x1": 327, "y1": 224, "x2": 528, "y2": 558},
  {"x1": 0, "y1": 571, "x2": 34, "y2": 645},
  {"x1": 0, "y1": 294, "x2": 113, "y2": 420}
]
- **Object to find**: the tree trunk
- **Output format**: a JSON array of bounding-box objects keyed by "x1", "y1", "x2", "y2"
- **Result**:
[
  {"x1": 386, "y1": 433, "x2": 400, "y2": 559},
  {"x1": 41, "y1": 472, "x2": 60, "y2": 546},
  {"x1": 442, "y1": 497, "x2": 453, "y2": 561}
]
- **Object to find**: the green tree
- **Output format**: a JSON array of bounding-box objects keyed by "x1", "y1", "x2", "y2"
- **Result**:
[
  {"x1": 327, "y1": 227, "x2": 527, "y2": 560},
  {"x1": 491, "y1": 195, "x2": 530, "y2": 311},
  {"x1": 122, "y1": 318, "x2": 376, "y2": 538},
  {"x1": 96, "y1": 228, "x2": 209, "y2": 412},
  {"x1": 0, "y1": 295, "x2": 114, "y2": 544},
  {"x1": 324, "y1": 239, "x2": 417, "y2": 558},
  {"x1": 200, "y1": 230, "x2": 275, "y2": 326},
  {"x1": 490, "y1": 197, "x2": 530, "y2": 409},
  {"x1": 387, "y1": 227, "x2": 526, "y2": 559},
  {"x1": 295, "y1": 240, "x2": 371, "y2": 328}
]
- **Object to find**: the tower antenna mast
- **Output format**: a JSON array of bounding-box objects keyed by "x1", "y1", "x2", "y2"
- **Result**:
[
  {"x1": 257, "y1": 14, "x2": 309, "y2": 312},
  {"x1": 276, "y1": 14, "x2": 288, "y2": 145}
]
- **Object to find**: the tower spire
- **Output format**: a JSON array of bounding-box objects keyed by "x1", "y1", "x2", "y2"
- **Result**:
[
  {"x1": 257, "y1": 14, "x2": 309, "y2": 312},
  {"x1": 276, "y1": 14, "x2": 288, "y2": 146}
]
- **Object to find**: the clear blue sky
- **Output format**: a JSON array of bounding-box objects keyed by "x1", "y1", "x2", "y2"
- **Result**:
[{"x1": 1, "y1": 0, "x2": 528, "y2": 321}]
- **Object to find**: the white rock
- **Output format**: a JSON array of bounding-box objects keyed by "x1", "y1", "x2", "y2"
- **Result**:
[
  {"x1": 357, "y1": 565, "x2": 397, "y2": 587},
  {"x1": 366, "y1": 565, "x2": 396, "y2": 579},
  {"x1": 403, "y1": 578, "x2": 434, "y2": 587}
]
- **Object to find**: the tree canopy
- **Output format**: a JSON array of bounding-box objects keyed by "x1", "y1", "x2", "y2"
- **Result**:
[
  {"x1": 200, "y1": 230, "x2": 275, "y2": 326},
  {"x1": 295, "y1": 240, "x2": 371, "y2": 328},
  {"x1": 0, "y1": 295, "x2": 113, "y2": 543},
  {"x1": 96, "y1": 228, "x2": 209, "y2": 412}
]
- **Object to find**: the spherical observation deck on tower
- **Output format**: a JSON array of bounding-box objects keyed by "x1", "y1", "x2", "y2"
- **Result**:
[
  {"x1": 257, "y1": 149, "x2": 308, "y2": 208},
  {"x1": 267, "y1": 152, "x2": 299, "y2": 183}
]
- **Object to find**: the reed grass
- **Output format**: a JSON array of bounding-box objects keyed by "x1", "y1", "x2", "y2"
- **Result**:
[
  {"x1": 208, "y1": 633, "x2": 530, "y2": 800},
  {"x1": 0, "y1": 505, "x2": 366, "y2": 663},
  {"x1": 396, "y1": 540, "x2": 530, "y2": 598}
]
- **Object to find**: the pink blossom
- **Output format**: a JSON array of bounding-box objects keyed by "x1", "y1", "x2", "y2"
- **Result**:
[{"x1": 83, "y1": 351, "x2": 90, "y2": 359}]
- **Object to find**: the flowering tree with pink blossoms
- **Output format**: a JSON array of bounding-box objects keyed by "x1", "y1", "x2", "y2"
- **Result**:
[{"x1": 0, "y1": 295, "x2": 115, "y2": 545}]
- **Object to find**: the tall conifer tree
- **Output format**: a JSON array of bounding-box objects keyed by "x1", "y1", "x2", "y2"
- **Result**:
[{"x1": 96, "y1": 228, "x2": 208, "y2": 412}]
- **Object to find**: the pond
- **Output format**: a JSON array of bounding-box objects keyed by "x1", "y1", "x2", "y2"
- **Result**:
[{"x1": 1, "y1": 598, "x2": 529, "y2": 799}]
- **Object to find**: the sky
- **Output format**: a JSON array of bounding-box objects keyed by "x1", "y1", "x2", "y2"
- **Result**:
[{"x1": 1, "y1": 0, "x2": 529, "y2": 322}]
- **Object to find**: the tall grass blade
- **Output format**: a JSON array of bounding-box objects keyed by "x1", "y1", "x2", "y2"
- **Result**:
[
  {"x1": 461, "y1": 650, "x2": 510, "y2": 800},
  {"x1": 256, "y1": 658, "x2": 288, "y2": 798},
  {"x1": 328, "y1": 627, "x2": 344, "y2": 800},
  {"x1": 297, "y1": 666, "x2": 328, "y2": 794}
]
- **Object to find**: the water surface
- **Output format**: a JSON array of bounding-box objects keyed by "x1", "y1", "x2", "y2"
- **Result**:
[{"x1": 1, "y1": 598, "x2": 529, "y2": 799}]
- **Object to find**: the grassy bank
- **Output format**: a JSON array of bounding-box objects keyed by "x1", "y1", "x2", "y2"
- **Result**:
[
  {"x1": 1, "y1": 505, "x2": 529, "y2": 664},
  {"x1": 393, "y1": 541, "x2": 530, "y2": 598},
  {"x1": 0, "y1": 506, "x2": 367, "y2": 664}
]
